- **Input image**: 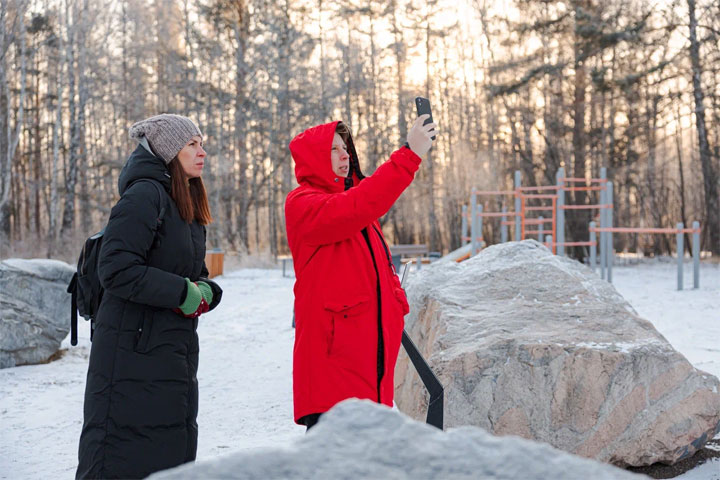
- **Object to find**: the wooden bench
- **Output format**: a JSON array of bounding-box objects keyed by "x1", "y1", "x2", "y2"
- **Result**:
[
  {"x1": 389, "y1": 244, "x2": 431, "y2": 272},
  {"x1": 204, "y1": 249, "x2": 224, "y2": 278},
  {"x1": 278, "y1": 255, "x2": 294, "y2": 277}
]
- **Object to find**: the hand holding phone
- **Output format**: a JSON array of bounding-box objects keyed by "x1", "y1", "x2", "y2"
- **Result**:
[
  {"x1": 415, "y1": 97, "x2": 436, "y2": 141},
  {"x1": 407, "y1": 97, "x2": 438, "y2": 157}
]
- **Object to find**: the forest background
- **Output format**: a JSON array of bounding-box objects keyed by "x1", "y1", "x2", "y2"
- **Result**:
[{"x1": 1, "y1": 0, "x2": 719, "y2": 261}]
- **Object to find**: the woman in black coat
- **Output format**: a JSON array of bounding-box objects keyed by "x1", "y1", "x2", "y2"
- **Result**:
[{"x1": 76, "y1": 114, "x2": 222, "y2": 479}]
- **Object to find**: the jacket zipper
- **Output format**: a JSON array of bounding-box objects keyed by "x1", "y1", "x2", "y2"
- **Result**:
[{"x1": 361, "y1": 227, "x2": 384, "y2": 403}]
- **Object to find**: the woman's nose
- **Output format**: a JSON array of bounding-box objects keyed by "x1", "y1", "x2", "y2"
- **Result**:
[
  {"x1": 341, "y1": 150, "x2": 349, "y2": 160},
  {"x1": 198, "y1": 146, "x2": 206, "y2": 157}
]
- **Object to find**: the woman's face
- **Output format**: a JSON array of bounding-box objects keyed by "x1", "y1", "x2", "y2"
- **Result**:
[
  {"x1": 331, "y1": 132, "x2": 349, "y2": 177},
  {"x1": 177, "y1": 135, "x2": 206, "y2": 178}
]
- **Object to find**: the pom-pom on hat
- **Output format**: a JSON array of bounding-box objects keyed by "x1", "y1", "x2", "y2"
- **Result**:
[{"x1": 129, "y1": 114, "x2": 202, "y2": 164}]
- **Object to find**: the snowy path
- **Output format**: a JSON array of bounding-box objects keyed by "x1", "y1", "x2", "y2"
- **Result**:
[{"x1": 0, "y1": 263, "x2": 718, "y2": 479}]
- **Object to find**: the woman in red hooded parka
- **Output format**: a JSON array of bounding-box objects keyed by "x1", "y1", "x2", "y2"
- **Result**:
[{"x1": 285, "y1": 115, "x2": 436, "y2": 429}]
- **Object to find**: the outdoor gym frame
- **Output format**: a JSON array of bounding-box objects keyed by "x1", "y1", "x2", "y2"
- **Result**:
[{"x1": 461, "y1": 167, "x2": 702, "y2": 290}]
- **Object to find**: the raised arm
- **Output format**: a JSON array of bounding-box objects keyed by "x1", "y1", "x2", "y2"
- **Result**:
[{"x1": 286, "y1": 146, "x2": 421, "y2": 246}]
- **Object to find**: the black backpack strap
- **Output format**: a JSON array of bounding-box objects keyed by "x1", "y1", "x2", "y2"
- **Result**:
[
  {"x1": 68, "y1": 273, "x2": 78, "y2": 346},
  {"x1": 128, "y1": 179, "x2": 167, "y2": 227}
]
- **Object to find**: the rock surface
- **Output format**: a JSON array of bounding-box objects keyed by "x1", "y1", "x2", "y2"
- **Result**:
[
  {"x1": 394, "y1": 240, "x2": 720, "y2": 467},
  {"x1": 0, "y1": 258, "x2": 75, "y2": 368},
  {"x1": 151, "y1": 399, "x2": 641, "y2": 480}
]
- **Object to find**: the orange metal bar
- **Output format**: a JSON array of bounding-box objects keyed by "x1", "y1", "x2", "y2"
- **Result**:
[
  {"x1": 521, "y1": 194, "x2": 558, "y2": 199},
  {"x1": 560, "y1": 204, "x2": 612, "y2": 210},
  {"x1": 590, "y1": 227, "x2": 701, "y2": 234},
  {"x1": 464, "y1": 211, "x2": 520, "y2": 218},
  {"x1": 466, "y1": 211, "x2": 520, "y2": 218},
  {"x1": 501, "y1": 221, "x2": 515, "y2": 226},
  {"x1": 524, "y1": 219, "x2": 554, "y2": 225},
  {"x1": 525, "y1": 206, "x2": 554, "y2": 211},
  {"x1": 563, "y1": 186, "x2": 605, "y2": 192},
  {"x1": 481, "y1": 190, "x2": 516, "y2": 195},
  {"x1": 557, "y1": 177, "x2": 608, "y2": 183},
  {"x1": 517, "y1": 185, "x2": 561, "y2": 192},
  {"x1": 550, "y1": 241, "x2": 597, "y2": 247}
]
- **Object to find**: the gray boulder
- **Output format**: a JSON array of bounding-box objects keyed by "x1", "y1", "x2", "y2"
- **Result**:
[
  {"x1": 151, "y1": 399, "x2": 641, "y2": 479},
  {"x1": 394, "y1": 240, "x2": 720, "y2": 467},
  {"x1": 0, "y1": 258, "x2": 75, "y2": 368}
]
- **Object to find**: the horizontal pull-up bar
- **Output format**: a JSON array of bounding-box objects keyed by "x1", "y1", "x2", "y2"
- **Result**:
[
  {"x1": 464, "y1": 211, "x2": 519, "y2": 218},
  {"x1": 472, "y1": 190, "x2": 515, "y2": 196},
  {"x1": 558, "y1": 177, "x2": 608, "y2": 183},
  {"x1": 561, "y1": 204, "x2": 612, "y2": 210},
  {"x1": 521, "y1": 194, "x2": 558, "y2": 199},
  {"x1": 524, "y1": 218, "x2": 554, "y2": 225},
  {"x1": 517, "y1": 185, "x2": 561, "y2": 192},
  {"x1": 550, "y1": 241, "x2": 597, "y2": 247},
  {"x1": 590, "y1": 227, "x2": 701, "y2": 234},
  {"x1": 525, "y1": 206, "x2": 554, "y2": 211},
  {"x1": 564, "y1": 186, "x2": 605, "y2": 192}
]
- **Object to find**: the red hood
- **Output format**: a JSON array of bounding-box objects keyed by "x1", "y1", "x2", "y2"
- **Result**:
[{"x1": 289, "y1": 121, "x2": 363, "y2": 193}]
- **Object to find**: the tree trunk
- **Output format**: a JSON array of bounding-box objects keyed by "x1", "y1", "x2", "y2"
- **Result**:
[
  {"x1": 0, "y1": 0, "x2": 28, "y2": 238},
  {"x1": 687, "y1": 0, "x2": 720, "y2": 254},
  {"x1": 61, "y1": 1, "x2": 79, "y2": 238}
]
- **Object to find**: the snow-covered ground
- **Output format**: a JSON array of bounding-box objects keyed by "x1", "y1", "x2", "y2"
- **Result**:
[{"x1": 0, "y1": 261, "x2": 718, "y2": 479}]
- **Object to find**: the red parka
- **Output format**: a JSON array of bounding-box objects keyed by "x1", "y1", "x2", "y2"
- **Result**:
[{"x1": 285, "y1": 121, "x2": 421, "y2": 423}]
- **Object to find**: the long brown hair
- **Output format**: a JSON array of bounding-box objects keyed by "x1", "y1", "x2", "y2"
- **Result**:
[{"x1": 168, "y1": 158, "x2": 213, "y2": 225}]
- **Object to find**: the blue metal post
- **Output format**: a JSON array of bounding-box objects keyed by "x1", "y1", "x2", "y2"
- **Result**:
[
  {"x1": 477, "y1": 204, "x2": 484, "y2": 252},
  {"x1": 461, "y1": 205, "x2": 468, "y2": 246},
  {"x1": 607, "y1": 181, "x2": 614, "y2": 283},
  {"x1": 538, "y1": 216, "x2": 544, "y2": 243},
  {"x1": 600, "y1": 168, "x2": 607, "y2": 279},
  {"x1": 693, "y1": 221, "x2": 700, "y2": 289},
  {"x1": 556, "y1": 168, "x2": 565, "y2": 256},
  {"x1": 677, "y1": 222, "x2": 684, "y2": 290},
  {"x1": 545, "y1": 235, "x2": 553, "y2": 251},
  {"x1": 589, "y1": 221, "x2": 597, "y2": 271},
  {"x1": 470, "y1": 190, "x2": 477, "y2": 256},
  {"x1": 501, "y1": 206, "x2": 508, "y2": 243},
  {"x1": 514, "y1": 171, "x2": 521, "y2": 241}
]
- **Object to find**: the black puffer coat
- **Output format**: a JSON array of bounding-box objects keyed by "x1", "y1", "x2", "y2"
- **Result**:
[{"x1": 76, "y1": 144, "x2": 221, "y2": 479}]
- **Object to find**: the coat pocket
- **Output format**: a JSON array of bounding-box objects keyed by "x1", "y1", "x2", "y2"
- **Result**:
[
  {"x1": 134, "y1": 309, "x2": 154, "y2": 353},
  {"x1": 390, "y1": 274, "x2": 410, "y2": 316},
  {"x1": 323, "y1": 297, "x2": 371, "y2": 357}
]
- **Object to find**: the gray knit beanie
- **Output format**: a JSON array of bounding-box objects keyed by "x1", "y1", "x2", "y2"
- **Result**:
[{"x1": 129, "y1": 114, "x2": 202, "y2": 164}]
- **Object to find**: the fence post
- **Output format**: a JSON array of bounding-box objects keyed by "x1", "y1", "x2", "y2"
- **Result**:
[
  {"x1": 514, "y1": 171, "x2": 522, "y2": 241},
  {"x1": 538, "y1": 216, "x2": 544, "y2": 243},
  {"x1": 461, "y1": 205, "x2": 468, "y2": 246},
  {"x1": 589, "y1": 221, "x2": 597, "y2": 271},
  {"x1": 693, "y1": 221, "x2": 700, "y2": 289},
  {"x1": 556, "y1": 167, "x2": 565, "y2": 256},
  {"x1": 477, "y1": 204, "x2": 484, "y2": 253},
  {"x1": 501, "y1": 206, "x2": 508, "y2": 243},
  {"x1": 599, "y1": 174, "x2": 607, "y2": 279},
  {"x1": 607, "y1": 181, "x2": 614, "y2": 283},
  {"x1": 470, "y1": 190, "x2": 478, "y2": 256},
  {"x1": 677, "y1": 222, "x2": 684, "y2": 290},
  {"x1": 545, "y1": 235, "x2": 553, "y2": 251}
]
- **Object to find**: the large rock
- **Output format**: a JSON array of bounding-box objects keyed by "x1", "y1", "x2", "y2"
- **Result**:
[
  {"x1": 151, "y1": 400, "x2": 641, "y2": 479},
  {"x1": 0, "y1": 258, "x2": 75, "y2": 368},
  {"x1": 394, "y1": 240, "x2": 720, "y2": 467}
]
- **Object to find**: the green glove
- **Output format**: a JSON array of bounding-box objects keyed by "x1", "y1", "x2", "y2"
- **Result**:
[
  {"x1": 179, "y1": 278, "x2": 202, "y2": 315},
  {"x1": 196, "y1": 281, "x2": 213, "y2": 306}
]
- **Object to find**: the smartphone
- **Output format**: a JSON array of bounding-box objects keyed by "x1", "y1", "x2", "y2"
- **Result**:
[{"x1": 415, "y1": 96, "x2": 436, "y2": 141}]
